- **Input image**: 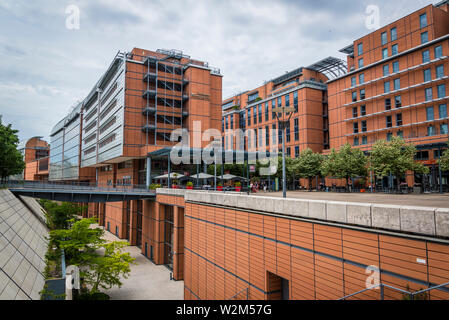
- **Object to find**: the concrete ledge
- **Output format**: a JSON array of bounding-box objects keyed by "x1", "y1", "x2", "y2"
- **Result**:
[
  {"x1": 156, "y1": 188, "x2": 186, "y2": 197},
  {"x1": 436, "y1": 208, "x2": 449, "y2": 237},
  {"x1": 182, "y1": 191, "x2": 449, "y2": 239},
  {"x1": 327, "y1": 201, "x2": 347, "y2": 223},
  {"x1": 347, "y1": 202, "x2": 372, "y2": 227},
  {"x1": 400, "y1": 206, "x2": 436, "y2": 236},
  {"x1": 372, "y1": 204, "x2": 401, "y2": 231}
]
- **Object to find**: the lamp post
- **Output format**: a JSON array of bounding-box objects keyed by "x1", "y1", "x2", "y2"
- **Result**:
[{"x1": 273, "y1": 105, "x2": 295, "y2": 198}]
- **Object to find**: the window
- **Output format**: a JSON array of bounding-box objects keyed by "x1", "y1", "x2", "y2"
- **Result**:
[
  {"x1": 424, "y1": 68, "x2": 432, "y2": 82},
  {"x1": 420, "y1": 13, "x2": 427, "y2": 28},
  {"x1": 353, "y1": 107, "x2": 358, "y2": 118},
  {"x1": 415, "y1": 151, "x2": 429, "y2": 160},
  {"x1": 362, "y1": 136, "x2": 368, "y2": 145},
  {"x1": 247, "y1": 109, "x2": 251, "y2": 126},
  {"x1": 352, "y1": 91, "x2": 357, "y2": 102},
  {"x1": 265, "y1": 103, "x2": 269, "y2": 121},
  {"x1": 361, "y1": 105, "x2": 366, "y2": 116},
  {"x1": 272, "y1": 100, "x2": 276, "y2": 119},
  {"x1": 397, "y1": 131, "x2": 403, "y2": 138},
  {"x1": 395, "y1": 96, "x2": 402, "y2": 108},
  {"x1": 295, "y1": 146, "x2": 300, "y2": 158},
  {"x1": 230, "y1": 114, "x2": 234, "y2": 130},
  {"x1": 285, "y1": 94, "x2": 290, "y2": 107},
  {"x1": 360, "y1": 89, "x2": 366, "y2": 100},
  {"x1": 222, "y1": 118, "x2": 224, "y2": 132},
  {"x1": 353, "y1": 122, "x2": 359, "y2": 134},
  {"x1": 265, "y1": 126, "x2": 270, "y2": 146},
  {"x1": 436, "y1": 65, "x2": 444, "y2": 79},
  {"x1": 387, "y1": 132, "x2": 393, "y2": 141},
  {"x1": 426, "y1": 106, "x2": 434, "y2": 121},
  {"x1": 272, "y1": 124, "x2": 276, "y2": 145},
  {"x1": 381, "y1": 32, "x2": 388, "y2": 45},
  {"x1": 358, "y1": 43, "x2": 363, "y2": 56},
  {"x1": 254, "y1": 128, "x2": 257, "y2": 147},
  {"x1": 258, "y1": 104, "x2": 262, "y2": 123},
  {"x1": 392, "y1": 44, "x2": 398, "y2": 56},
  {"x1": 384, "y1": 81, "x2": 390, "y2": 93},
  {"x1": 386, "y1": 116, "x2": 392, "y2": 128},
  {"x1": 439, "y1": 104, "x2": 447, "y2": 118},
  {"x1": 391, "y1": 27, "x2": 397, "y2": 41},
  {"x1": 385, "y1": 98, "x2": 392, "y2": 110},
  {"x1": 435, "y1": 45, "x2": 443, "y2": 59},
  {"x1": 422, "y1": 50, "x2": 430, "y2": 63},
  {"x1": 438, "y1": 84, "x2": 446, "y2": 98},
  {"x1": 358, "y1": 58, "x2": 364, "y2": 68},
  {"x1": 286, "y1": 122, "x2": 291, "y2": 143},
  {"x1": 293, "y1": 91, "x2": 298, "y2": 113},
  {"x1": 354, "y1": 137, "x2": 359, "y2": 146},
  {"x1": 383, "y1": 65, "x2": 389, "y2": 76},
  {"x1": 441, "y1": 124, "x2": 449, "y2": 134},
  {"x1": 287, "y1": 147, "x2": 291, "y2": 158},
  {"x1": 382, "y1": 48, "x2": 389, "y2": 59},
  {"x1": 428, "y1": 126, "x2": 436, "y2": 136},
  {"x1": 359, "y1": 73, "x2": 364, "y2": 84},
  {"x1": 294, "y1": 118, "x2": 299, "y2": 141},
  {"x1": 248, "y1": 92, "x2": 259, "y2": 103},
  {"x1": 421, "y1": 32, "x2": 428, "y2": 44},
  {"x1": 361, "y1": 120, "x2": 367, "y2": 132},
  {"x1": 396, "y1": 113, "x2": 402, "y2": 126},
  {"x1": 425, "y1": 88, "x2": 433, "y2": 101},
  {"x1": 392, "y1": 61, "x2": 399, "y2": 73},
  {"x1": 278, "y1": 97, "x2": 282, "y2": 108},
  {"x1": 394, "y1": 78, "x2": 400, "y2": 91}
]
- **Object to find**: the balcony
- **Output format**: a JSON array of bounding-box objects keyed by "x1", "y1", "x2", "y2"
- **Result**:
[
  {"x1": 143, "y1": 89, "x2": 156, "y2": 99},
  {"x1": 143, "y1": 72, "x2": 157, "y2": 82},
  {"x1": 142, "y1": 107, "x2": 156, "y2": 115}
]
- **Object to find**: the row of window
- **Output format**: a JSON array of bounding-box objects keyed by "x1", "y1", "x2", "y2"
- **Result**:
[
  {"x1": 353, "y1": 104, "x2": 447, "y2": 133},
  {"x1": 351, "y1": 45, "x2": 443, "y2": 90},
  {"x1": 222, "y1": 91, "x2": 300, "y2": 128}
]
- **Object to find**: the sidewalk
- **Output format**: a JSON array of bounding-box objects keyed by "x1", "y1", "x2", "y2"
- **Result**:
[{"x1": 99, "y1": 227, "x2": 184, "y2": 300}]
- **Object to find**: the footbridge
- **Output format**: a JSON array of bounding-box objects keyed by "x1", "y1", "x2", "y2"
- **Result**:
[{"x1": 5, "y1": 181, "x2": 156, "y2": 203}]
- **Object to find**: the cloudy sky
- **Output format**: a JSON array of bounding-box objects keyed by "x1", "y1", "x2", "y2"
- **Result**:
[{"x1": 0, "y1": 0, "x2": 433, "y2": 142}]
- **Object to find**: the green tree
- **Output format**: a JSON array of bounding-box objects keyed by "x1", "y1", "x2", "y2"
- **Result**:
[
  {"x1": 81, "y1": 241, "x2": 135, "y2": 294},
  {"x1": 295, "y1": 149, "x2": 324, "y2": 191},
  {"x1": 0, "y1": 116, "x2": 25, "y2": 182},
  {"x1": 440, "y1": 143, "x2": 449, "y2": 172},
  {"x1": 49, "y1": 218, "x2": 135, "y2": 298},
  {"x1": 40, "y1": 200, "x2": 84, "y2": 230},
  {"x1": 369, "y1": 137, "x2": 429, "y2": 190},
  {"x1": 321, "y1": 143, "x2": 368, "y2": 189}
]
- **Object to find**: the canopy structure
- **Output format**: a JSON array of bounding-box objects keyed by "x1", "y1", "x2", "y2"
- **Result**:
[
  {"x1": 219, "y1": 174, "x2": 246, "y2": 181},
  {"x1": 154, "y1": 173, "x2": 185, "y2": 180},
  {"x1": 181, "y1": 173, "x2": 215, "y2": 180}
]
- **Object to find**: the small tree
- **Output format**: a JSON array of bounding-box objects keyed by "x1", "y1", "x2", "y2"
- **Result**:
[
  {"x1": 440, "y1": 143, "x2": 449, "y2": 172},
  {"x1": 40, "y1": 200, "x2": 84, "y2": 230},
  {"x1": 295, "y1": 148, "x2": 323, "y2": 191},
  {"x1": 0, "y1": 116, "x2": 25, "y2": 182},
  {"x1": 321, "y1": 144, "x2": 367, "y2": 190},
  {"x1": 370, "y1": 137, "x2": 429, "y2": 190}
]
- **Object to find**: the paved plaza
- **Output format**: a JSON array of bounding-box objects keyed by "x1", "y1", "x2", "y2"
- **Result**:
[{"x1": 101, "y1": 229, "x2": 184, "y2": 300}]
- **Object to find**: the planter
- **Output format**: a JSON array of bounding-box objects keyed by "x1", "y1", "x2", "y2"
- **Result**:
[
  {"x1": 172, "y1": 185, "x2": 178, "y2": 189},
  {"x1": 217, "y1": 186, "x2": 223, "y2": 191},
  {"x1": 235, "y1": 187, "x2": 241, "y2": 192},
  {"x1": 360, "y1": 189, "x2": 366, "y2": 193},
  {"x1": 186, "y1": 186, "x2": 194, "y2": 190}
]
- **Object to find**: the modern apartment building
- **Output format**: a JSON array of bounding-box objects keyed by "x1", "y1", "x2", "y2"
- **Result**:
[
  {"x1": 48, "y1": 48, "x2": 222, "y2": 267},
  {"x1": 222, "y1": 1, "x2": 449, "y2": 190},
  {"x1": 16, "y1": 136, "x2": 50, "y2": 181},
  {"x1": 221, "y1": 59, "x2": 347, "y2": 159},
  {"x1": 328, "y1": 2, "x2": 449, "y2": 187}
]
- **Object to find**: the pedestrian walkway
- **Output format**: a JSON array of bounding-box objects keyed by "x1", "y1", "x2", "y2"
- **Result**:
[
  {"x1": 256, "y1": 191, "x2": 449, "y2": 208},
  {"x1": 100, "y1": 228, "x2": 184, "y2": 300}
]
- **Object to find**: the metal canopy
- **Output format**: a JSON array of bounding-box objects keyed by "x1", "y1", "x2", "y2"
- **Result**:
[{"x1": 307, "y1": 56, "x2": 347, "y2": 80}]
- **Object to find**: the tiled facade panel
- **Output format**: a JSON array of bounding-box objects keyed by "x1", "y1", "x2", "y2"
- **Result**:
[{"x1": 184, "y1": 201, "x2": 449, "y2": 300}]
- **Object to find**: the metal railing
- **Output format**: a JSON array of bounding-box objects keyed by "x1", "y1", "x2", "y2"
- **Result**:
[
  {"x1": 4, "y1": 180, "x2": 155, "y2": 194},
  {"x1": 339, "y1": 281, "x2": 449, "y2": 300}
]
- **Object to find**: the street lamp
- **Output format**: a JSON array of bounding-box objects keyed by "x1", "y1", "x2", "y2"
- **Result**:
[{"x1": 273, "y1": 105, "x2": 295, "y2": 198}]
